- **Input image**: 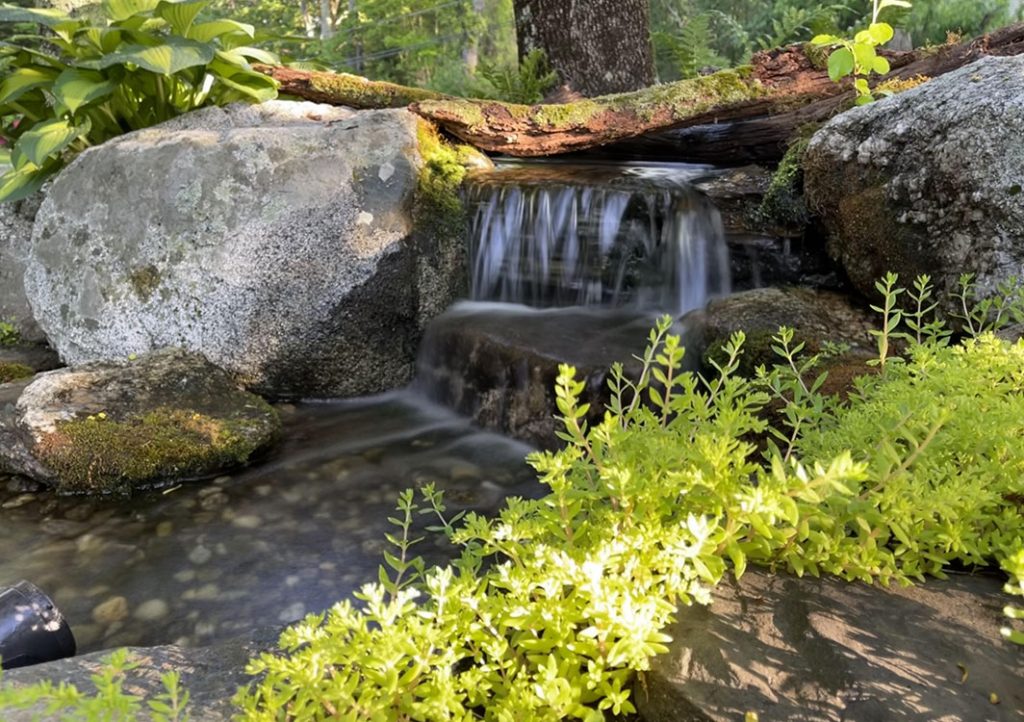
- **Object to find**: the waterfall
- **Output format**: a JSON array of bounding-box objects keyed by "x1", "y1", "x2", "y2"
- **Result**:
[{"x1": 465, "y1": 163, "x2": 731, "y2": 314}]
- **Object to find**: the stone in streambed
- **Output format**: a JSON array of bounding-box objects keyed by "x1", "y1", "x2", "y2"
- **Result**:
[{"x1": 0, "y1": 348, "x2": 279, "y2": 494}]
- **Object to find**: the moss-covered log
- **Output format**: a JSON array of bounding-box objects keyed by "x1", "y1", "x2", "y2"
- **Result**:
[
  {"x1": 253, "y1": 65, "x2": 452, "y2": 108},
  {"x1": 256, "y1": 22, "x2": 1024, "y2": 157}
]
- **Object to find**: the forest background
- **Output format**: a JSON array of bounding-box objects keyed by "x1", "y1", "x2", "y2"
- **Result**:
[{"x1": 5, "y1": 0, "x2": 1022, "y2": 99}]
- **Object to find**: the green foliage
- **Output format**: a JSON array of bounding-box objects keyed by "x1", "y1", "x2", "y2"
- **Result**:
[
  {"x1": 239, "y1": 274, "x2": 1023, "y2": 720},
  {"x1": 476, "y1": 48, "x2": 557, "y2": 104},
  {"x1": 0, "y1": 318, "x2": 19, "y2": 345},
  {"x1": 1002, "y1": 548, "x2": 1024, "y2": 645},
  {"x1": 0, "y1": 0, "x2": 279, "y2": 202},
  {"x1": 0, "y1": 361, "x2": 34, "y2": 383},
  {"x1": 812, "y1": 0, "x2": 910, "y2": 104},
  {"x1": 0, "y1": 648, "x2": 190, "y2": 721}
]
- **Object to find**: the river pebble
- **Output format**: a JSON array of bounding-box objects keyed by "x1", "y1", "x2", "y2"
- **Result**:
[
  {"x1": 92, "y1": 596, "x2": 129, "y2": 625},
  {"x1": 134, "y1": 599, "x2": 170, "y2": 621}
]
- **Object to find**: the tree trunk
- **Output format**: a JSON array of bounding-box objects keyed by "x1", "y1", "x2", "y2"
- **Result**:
[{"x1": 512, "y1": 0, "x2": 656, "y2": 97}]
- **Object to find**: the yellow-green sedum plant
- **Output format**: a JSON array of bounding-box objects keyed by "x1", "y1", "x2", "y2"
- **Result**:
[
  {"x1": 238, "y1": 274, "x2": 1024, "y2": 721},
  {"x1": 0, "y1": 0, "x2": 279, "y2": 202}
]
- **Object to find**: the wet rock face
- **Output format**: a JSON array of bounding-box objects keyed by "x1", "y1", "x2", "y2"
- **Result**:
[
  {"x1": 24, "y1": 101, "x2": 469, "y2": 399},
  {"x1": 636, "y1": 568, "x2": 1024, "y2": 721},
  {"x1": 416, "y1": 303, "x2": 664, "y2": 448},
  {"x1": 804, "y1": 55, "x2": 1024, "y2": 311},
  {"x1": 0, "y1": 348, "x2": 279, "y2": 494}
]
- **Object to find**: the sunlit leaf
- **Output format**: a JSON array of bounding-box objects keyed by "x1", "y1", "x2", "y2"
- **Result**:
[
  {"x1": 156, "y1": 0, "x2": 208, "y2": 36},
  {"x1": 53, "y1": 69, "x2": 116, "y2": 113},
  {"x1": 0, "y1": 66, "x2": 58, "y2": 105},
  {"x1": 94, "y1": 37, "x2": 214, "y2": 74},
  {"x1": 188, "y1": 18, "x2": 253, "y2": 43},
  {"x1": 16, "y1": 117, "x2": 86, "y2": 166},
  {"x1": 827, "y1": 47, "x2": 854, "y2": 82},
  {"x1": 103, "y1": 0, "x2": 160, "y2": 22}
]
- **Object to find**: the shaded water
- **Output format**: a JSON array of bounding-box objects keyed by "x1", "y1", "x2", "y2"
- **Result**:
[
  {"x1": 466, "y1": 161, "x2": 731, "y2": 314},
  {"x1": 0, "y1": 393, "x2": 537, "y2": 653}
]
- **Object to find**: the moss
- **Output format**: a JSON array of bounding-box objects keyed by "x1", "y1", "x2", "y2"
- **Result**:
[
  {"x1": 875, "y1": 74, "x2": 931, "y2": 95},
  {"x1": 128, "y1": 264, "x2": 161, "y2": 301},
  {"x1": 758, "y1": 123, "x2": 820, "y2": 230},
  {"x1": 37, "y1": 405, "x2": 278, "y2": 495},
  {"x1": 308, "y1": 72, "x2": 447, "y2": 109},
  {"x1": 0, "y1": 362, "x2": 34, "y2": 384}
]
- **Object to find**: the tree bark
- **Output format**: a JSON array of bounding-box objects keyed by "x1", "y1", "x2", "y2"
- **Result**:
[{"x1": 512, "y1": 0, "x2": 656, "y2": 97}]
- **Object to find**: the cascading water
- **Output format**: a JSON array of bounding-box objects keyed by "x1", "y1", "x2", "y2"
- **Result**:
[{"x1": 465, "y1": 162, "x2": 732, "y2": 315}]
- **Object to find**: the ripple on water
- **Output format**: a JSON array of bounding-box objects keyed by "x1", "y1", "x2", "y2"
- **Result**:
[{"x1": 0, "y1": 391, "x2": 539, "y2": 653}]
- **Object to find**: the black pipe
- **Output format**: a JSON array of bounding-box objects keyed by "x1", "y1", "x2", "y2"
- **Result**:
[{"x1": 0, "y1": 581, "x2": 76, "y2": 670}]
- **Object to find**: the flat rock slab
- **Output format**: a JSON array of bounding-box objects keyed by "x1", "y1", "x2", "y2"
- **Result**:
[
  {"x1": 638, "y1": 568, "x2": 1024, "y2": 721},
  {"x1": 1, "y1": 627, "x2": 279, "y2": 721}
]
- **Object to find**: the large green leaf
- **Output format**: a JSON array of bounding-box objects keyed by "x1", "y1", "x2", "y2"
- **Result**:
[
  {"x1": 188, "y1": 18, "x2": 253, "y2": 43},
  {"x1": 209, "y1": 63, "x2": 277, "y2": 102},
  {"x1": 216, "y1": 46, "x2": 277, "y2": 67},
  {"x1": 16, "y1": 117, "x2": 87, "y2": 166},
  {"x1": 53, "y1": 69, "x2": 116, "y2": 113},
  {"x1": 0, "y1": 66, "x2": 58, "y2": 105},
  {"x1": 0, "y1": 4, "x2": 70, "y2": 27},
  {"x1": 156, "y1": 0, "x2": 207, "y2": 36},
  {"x1": 102, "y1": 0, "x2": 159, "y2": 23},
  {"x1": 827, "y1": 47, "x2": 854, "y2": 82},
  {"x1": 94, "y1": 37, "x2": 214, "y2": 74},
  {"x1": 0, "y1": 163, "x2": 54, "y2": 203}
]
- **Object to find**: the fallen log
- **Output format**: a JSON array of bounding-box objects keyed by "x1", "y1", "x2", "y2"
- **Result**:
[{"x1": 256, "y1": 23, "x2": 1024, "y2": 158}]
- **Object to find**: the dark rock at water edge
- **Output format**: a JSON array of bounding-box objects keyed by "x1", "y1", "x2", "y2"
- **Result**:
[
  {"x1": 804, "y1": 55, "x2": 1024, "y2": 313},
  {"x1": 416, "y1": 303, "x2": 669, "y2": 448},
  {"x1": 636, "y1": 568, "x2": 1023, "y2": 721},
  {"x1": 0, "y1": 348, "x2": 279, "y2": 494}
]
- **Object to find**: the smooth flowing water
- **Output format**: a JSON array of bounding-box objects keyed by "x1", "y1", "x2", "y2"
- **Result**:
[
  {"x1": 0, "y1": 159, "x2": 736, "y2": 655},
  {"x1": 466, "y1": 161, "x2": 731, "y2": 314}
]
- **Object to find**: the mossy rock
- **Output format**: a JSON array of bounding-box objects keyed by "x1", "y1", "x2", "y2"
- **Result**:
[
  {"x1": 3, "y1": 348, "x2": 279, "y2": 495},
  {"x1": 0, "y1": 362, "x2": 34, "y2": 384}
]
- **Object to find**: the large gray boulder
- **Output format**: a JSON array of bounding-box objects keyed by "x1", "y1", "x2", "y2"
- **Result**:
[
  {"x1": 804, "y1": 55, "x2": 1024, "y2": 310},
  {"x1": 0, "y1": 348, "x2": 279, "y2": 494},
  {"x1": 0, "y1": 192, "x2": 46, "y2": 343},
  {"x1": 25, "y1": 101, "x2": 478, "y2": 398},
  {"x1": 637, "y1": 568, "x2": 1024, "y2": 721}
]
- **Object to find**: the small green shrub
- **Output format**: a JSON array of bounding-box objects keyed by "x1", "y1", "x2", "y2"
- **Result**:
[
  {"x1": 476, "y1": 48, "x2": 557, "y2": 104},
  {"x1": 0, "y1": 0, "x2": 280, "y2": 202},
  {"x1": 812, "y1": 0, "x2": 911, "y2": 104},
  {"x1": 0, "y1": 318, "x2": 19, "y2": 345},
  {"x1": 0, "y1": 648, "x2": 190, "y2": 721}
]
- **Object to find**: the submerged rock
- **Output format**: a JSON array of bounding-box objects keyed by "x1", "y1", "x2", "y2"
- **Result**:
[
  {"x1": 637, "y1": 568, "x2": 1023, "y2": 721},
  {"x1": 25, "y1": 100, "x2": 481, "y2": 398},
  {"x1": 804, "y1": 55, "x2": 1024, "y2": 312},
  {"x1": 0, "y1": 349, "x2": 279, "y2": 494}
]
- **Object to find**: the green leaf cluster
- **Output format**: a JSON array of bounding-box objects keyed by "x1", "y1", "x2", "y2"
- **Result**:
[
  {"x1": 811, "y1": 0, "x2": 909, "y2": 104},
  {"x1": 0, "y1": 0, "x2": 280, "y2": 202},
  {"x1": 238, "y1": 274, "x2": 1024, "y2": 720},
  {"x1": 476, "y1": 48, "x2": 557, "y2": 104},
  {"x1": 1002, "y1": 548, "x2": 1024, "y2": 646},
  {"x1": 0, "y1": 648, "x2": 190, "y2": 721}
]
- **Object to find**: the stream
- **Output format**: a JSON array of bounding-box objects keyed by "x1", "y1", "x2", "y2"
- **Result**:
[{"x1": 0, "y1": 159, "x2": 749, "y2": 655}]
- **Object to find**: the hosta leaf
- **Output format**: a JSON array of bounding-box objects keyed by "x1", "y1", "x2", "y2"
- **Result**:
[
  {"x1": 827, "y1": 47, "x2": 854, "y2": 82},
  {"x1": 189, "y1": 19, "x2": 254, "y2": 42},
  {"x1": 0, "y1": 66, "x2": 58, "y2": 105},
  {"x1": 217, "y1": 45, "x2": 277, "y2": 66},
  {"x1": 53, "y1": 69, "x2": 116, "y2": 113},
  {"x1": 16, "y1": 117, "x2": 86, "y2": 166},
  {"x1": 95, "y1": 37, "x2": 214, "y2": 74},
  {"x1": 103, "y1": 0, "x2": 160, "y2": 22},
  {"x1": 156, "y1": 0, "x2": 208, "y2": 36},
  {"x1": 0, "y1": 163, "x2": 53, "y2": 203},
  {"x1": 0, "y1": 4, "x2": 70, "y2": 27}
]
